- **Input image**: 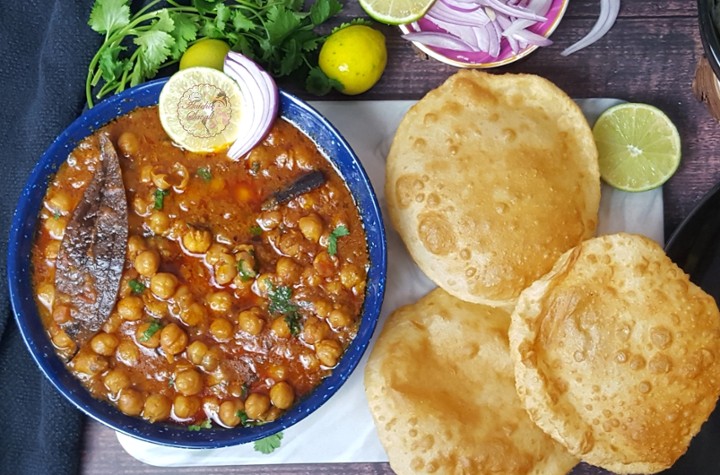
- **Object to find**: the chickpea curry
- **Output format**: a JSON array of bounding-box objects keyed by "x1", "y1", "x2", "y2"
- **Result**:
[{"x1": 31, "y1": 106, "x2": 369, "y2": 428}]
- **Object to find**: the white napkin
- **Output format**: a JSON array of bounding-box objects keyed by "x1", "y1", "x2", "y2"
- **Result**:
[{"x1": 117, "y1": 99, "x2": 663, "y2": 466}]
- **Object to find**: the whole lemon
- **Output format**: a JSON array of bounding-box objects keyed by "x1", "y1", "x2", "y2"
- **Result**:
[
  {"x1": 180, "y1": 39, "x2": 231, "y2": 71},
  {"x1": 319, "y1": 25, "x2": 387, "y2": 95}
]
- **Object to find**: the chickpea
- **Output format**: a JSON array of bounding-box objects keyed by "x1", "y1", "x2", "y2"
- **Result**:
[
  {"x1": 244, "y1": 393, "x2": 270, "y2": 420},
  {"x1": 37, "y1": 283, "x2": 55, "y2": 310},
  {"x1": 263, "y1": 406, "x2": 283, "y2": 423},
  {"x1": 150, "y1": 272, "x2": 178, "y2": 299},
  {"x1": 275, "y1": 257, "x2": 300, "y2": 283},
  {"x1": 313, "y1": 251, "x2": 336, "y2": 278},
  {"x1": 209, "y1": 176, "x2": 226, "y2": 192},
  {"x1": 206, "y1": 367, "x2": 230, "y2": 387},
  {"x1": 102, "y1": 311, "x2": 122, "y2": 334},
  {"x1": 302, "y1": 317, "x2": 329, "y2": 344},
  {"x1": 270, "y1": 317, "x2": 291, "y2": 339},
  {"x1": 315, "y1": 339, "x2": 343, "y2": 367},
  {"x1": 44, "y1": 215, "x2": 67, "y2": 240},
  {"x1": 175, "y1": 369, "x2": 203, "y2": 396},
  {"x1": 47, "y1": 191, "x2": 72, "y2": 214},
  {"x1": 173, "y1": 395, "x2": 201, "y2": 420},
  {"x1": 328, "y1": 308, "x2": 353, "y2": 329},
  {"x1": 214, "y1": 261, "x2": 238, "y2": 286},
  {"x1": 133, "y1": 196, "x2": 152, "y2": 217},
  {"x1": 269, "y1": 382, "x2": 295, "y2": 410},
  {"x1": 298, "y1": 214, "x2": 323, "y2": 242},
  {"x1": 72, "y1": 349, "x2": 108, "y2": 377},
  {"x1": 160, "y1": 323, "x2": 188, "y2": 355},
  {"x1": 209, "y1": 318, "x2": 234, "y2": 341},
  {"x1": 257, "y1": 210, "x2": 281, "y2": 230},
  {"x1": 134, "y1": 250, "x2": 160, "y2": 277},
  {"x1": 116, "y1": 339, "x2": 140, "y2": 366},
  {"x1": 200, "y1": 346, "x2": 223, "y2": 372},
  {"x1": 180, "y1": 302, "x2": 207, "y2": 326},
  {"x1": 205, "y1": 243, "x2": 230, "y2": 266},
  {"x1": 151, "y1": 172, "x2": 171, "y2": 191},
  {"x1": 173, "y1": 285, "x2": 194, "y2": 311},
  {"x1": 103, "y1": 368, "x2": 131, "y2": 396},
  {"x1": 135, "y1": 321, "x2": 162, "y2": 348},
  {"x1": 45, "y1": 240, "x2": 60, "y2": 261},
  {"x1": 117, "y1": 388, "x2": 144, "y2": 416},
  {"x1": 219, "y1": 400, "x2": 244, "y2": 427},
  {"x1": 143, "y1": 394, "x2": 172, "y2": 422},
  {"x1": 253, "y1": 273, "x2": 275, "y2": 297},
  {"x1": 339, "y1": 263, "x2": 363, "y2": 289},
  {"x1": 276, "y1": 229, "x2": 302, "y2": 256},
  {"x1": 146, "y1": 211, "x2": 170, "y2": 235},
  {"x1": 203, "y1": 395, "x2": 221, "y2": 415},
  {"x1": 117, "y1": 131, "x2": 139, "y2": 157},
  {"x1": 228, "y1": 381, "x2": 247, "y2": 398},
  {"x1": 52, "y1": 331, "x2": 76, "y2": 354},
  {"x1": 52, "y1": 304, "x2": 72, "y2": 324},
  {"x1": 116, "y1": 295, "x2": 143, "y2": 321},
  {"x1": 90, "y1": 332, "x2": 120, "y2": 356},
  {"x1": 302, "y1": 268, "x2": 321, "y2": 287},
  {"x1": 143, "y1": 294, "x2": 169, "y2": 318},
  {"x1": 207, "y1": 291, "x2": 233, "y2": 313},
  {"x1": 268, "y1": 364, "x2": 288, "y2": 382},
  {"x1": 237, "y1": 308, "x2": 264, "y2": 336},
  {"x1": 182, "y1": 228, "x2": 212, "y2": 254},
  {"x1": 313, "y1": 299, "x2": 332, "y2": 319},
  {"x1": 300, "y1": 350, "x2": 320, "y2": 372},
  {"x1": 127, "y1": 235, "x2": 147, "y2": 257},
  {"x1": 186, "y1": 340, "x2": 208, "y2": 366}
]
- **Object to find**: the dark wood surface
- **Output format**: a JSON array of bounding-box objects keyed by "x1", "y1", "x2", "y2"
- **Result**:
[{"x1": 81, "y1": 1, "x2": 719, "y2": 474}]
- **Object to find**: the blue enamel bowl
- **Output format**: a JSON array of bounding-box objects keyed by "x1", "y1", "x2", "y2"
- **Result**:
[{"x1": 7, "y1": 78, "x2": 387, "y2": 448}]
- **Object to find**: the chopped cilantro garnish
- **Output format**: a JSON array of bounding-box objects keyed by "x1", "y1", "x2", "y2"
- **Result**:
[
  {"x1": 128, "y1": 279, "x2": 145, "y2": 294},
  {"x1": 268, "y1": 283, "x2": 302, "y2": 336},
  {"x1": 168, "y1": 376, "x2": 175, "y2": 388},
  {"x1": 240, "y1": 383, "x2": 249, "y2": 399},
  {"x1": 236, "y1": 259, "x2": 257, "y2": 281},
  {"x1": 153, "y1": 188, "x2": 169, "y2": 210},
  {"x1": 53, "y1": 211, "x2": 61, "y2": 220},
  {"x1": 250, "y1": 161, "x2": 261, "y2": 175},
  {"x1": 249, "y1": 225, "x2": 262, "y2": 237},
  {"x1": 188, "y1": 419, "x2": 212, "y2": 431},
  {"x1": 197, "y1": 166, "x2": 212, "y2": 182},
  {"x1": 139, "y1": 319, "x2": 162, "y2": 342},
  {"x1": 327, "y1": 224, "x2": 349, "y2": 256},
  {"x1": 254, "y1": 432, "x2": 283, "y2": 454},
  {"x1": 236, "y1": 410, "x2": 250, "y2": 426}
]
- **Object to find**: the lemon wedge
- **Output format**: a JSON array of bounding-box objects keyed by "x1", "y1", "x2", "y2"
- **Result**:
[
  {"x1": 593, "y1": 103, "x2": 682, "y2": 192},
  {"x1": 159, "y1": 67, "x2": 243, "y2": 153}
]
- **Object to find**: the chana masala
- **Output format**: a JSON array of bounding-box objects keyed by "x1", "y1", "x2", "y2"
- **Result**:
[{"x1": 31, "y1": 106, "x2": 368, "y2": 428}]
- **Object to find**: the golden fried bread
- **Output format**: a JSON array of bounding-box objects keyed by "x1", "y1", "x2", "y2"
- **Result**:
[
  {"x1": 364, "y1": 288, "x2": 579, "y2": 475},
  {"x1": 385, "y1": 70, "x2": 600, "y2": 307},
  {"x1": 509, "y1": 233, "x2": 720, "y2": 474}
]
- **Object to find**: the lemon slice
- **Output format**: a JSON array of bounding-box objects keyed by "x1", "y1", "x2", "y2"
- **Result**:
[
  {"x1": 159, "y1": 67, "x2": 243, "y2": 153},
  {"x1": 593, "y1": 103, "x2": 682, "y2": 192},
  {"x1": 359, "y1": 0, "x2": 437, "y2": 25}
]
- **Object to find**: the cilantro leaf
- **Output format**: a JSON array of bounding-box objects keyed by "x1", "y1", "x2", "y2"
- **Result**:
[
  {"x1": 254, "y1": 432, "x2": 284, "y2": 454},
  {"x1": 310, "y1": 0, "x2": 343, "y2": 26},
  {"x1": 306, "y1": 67, "x2": 341, "y2": 96},
  {"x1": 133, "y1": 29, "x2": 174, "y2": 79},
  {"x1": 154, "y1": 9, "x2": 175, "y2": 33},
  {"x1": 267, "y1": 284, "x2": 302, "y2": 336},
  {"x1": 231, "y1": 10, "x2": 255, "y2": 32},
  {"x1": 265, "y1": 6, "x2": 301, "y2": 46},
  {"x1": 139, "y1": 320, "x2": 163, "y2": 342},
  {"x1": 236, "y1": 410, "x2": 251, "y2": 426},
  {"x1": 214, "y1": 3, "x2": 231, "y2": 32},
  {"x1": 88, "y1": 0, "x2": 130, "y2": 35},
  {"x1": 188, "y1": 418, "x2": 213, "y2": 431},
  {"x1": 197, "y1": 166, "x2": 212, "y2": 182},
  {"x1": 279, "y1": 39, "x2": 302, "y2": 76},
  {"x1": 169, "y1": 12, "x2": 199, "y2": 60},
  {"x1": 98, "y1": 45, "x2": 129, "y2": 83},
  {"x1": 328, "y1": 225, "x2": 350, "y2": 256},
  {"x1": 249, "y1": 225, "x2": 262, "y2": 237},
  {"x1": 128, "y1": 279, "x2": 146, "y2": 294},
  {"x1": 236, "y1": 259, "x2": 257, "y2": 281},
  {"x1": 153, "y1": 188, "x2": 170, "y2": 210}
]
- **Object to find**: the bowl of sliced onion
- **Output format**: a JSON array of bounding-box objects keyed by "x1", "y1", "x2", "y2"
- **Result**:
[{"x1": 400, "y1": 0, "x2": 569, "y2": 68}]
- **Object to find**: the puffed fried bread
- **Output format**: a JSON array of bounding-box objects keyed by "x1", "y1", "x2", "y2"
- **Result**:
[
  {"x1": 509, "y1": 233, "x2": 720, "y2": 474},
  {"x1": 385, "y1": 70, "x2": 600, "y2": 307},
  {"x1": 364, "y1": 288, "x2": 579, "y2": 475}
]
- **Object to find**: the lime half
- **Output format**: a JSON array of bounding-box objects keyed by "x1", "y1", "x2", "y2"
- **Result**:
[
  {"x1": 159, "y1": 67, "x2": 243, "y2": 153},
  {"x1": 359, "y1": 0, "x2": 436, "y2": 25},
  {"x1": 593, "y1": 103, "x2": 682, "y2": 192}
]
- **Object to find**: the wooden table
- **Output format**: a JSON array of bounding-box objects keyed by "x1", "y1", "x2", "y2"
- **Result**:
[{"x1": 80, "y1": 1, "x2": 718, "y2": 473}]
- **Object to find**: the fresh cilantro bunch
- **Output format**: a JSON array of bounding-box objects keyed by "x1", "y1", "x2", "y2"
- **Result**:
[{"x1": 86, "y1": 0, "x2": 343, "y2": 107}]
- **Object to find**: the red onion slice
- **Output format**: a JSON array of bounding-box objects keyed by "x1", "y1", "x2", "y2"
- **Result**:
[
  {"x1": 402, "y1": 31, "x2": 480, "y2": 51},
  {"x1": 561, "y1": 0, "x2": 620, "y2": 56},
  {"x1": 223, "y1": 52, "x2": 279, "y2": 160}
]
